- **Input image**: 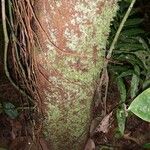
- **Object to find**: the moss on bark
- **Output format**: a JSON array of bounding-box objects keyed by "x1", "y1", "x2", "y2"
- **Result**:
[{"x1": 33, "y1": 0, "x2": 119, "y2": 149}]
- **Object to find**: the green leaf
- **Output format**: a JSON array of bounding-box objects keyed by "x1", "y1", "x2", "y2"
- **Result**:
[
  {"x1": 117, "y1": 53, "x2": 145, "y2": 70},
  {"x1": 110, "y1": 65, "x2": 131, "y2": 74},
  {"x1": 3, "y1": 102, "x2": 19, "y2": 119},
  {"x1": 143, "y1": 143, "x2": 150, "y2": 149},
  {"x1": 117, "y1": 78, "x2": 126, "y2": 103},
  {"x1": 128, "y1": 88, "x2": 150, "y2": 122},
  {"x1": 116, "y1": 108, "x2": 126, "y2": 136},
  {"x1": 134, "y1": 65, "x2": 140, "y2": 76},
  {"x1": 116, "y1": 78, "x2": 127, "y2": 136},
  {"x1": 121, "y1": 29, "x2": 145, "y2": 37},
  {"x1": 124, "y1": 0, "x2": 132, "y2": 3},
  {"x1": 143, "y1": 80, "x2": 150, "y2": 90},
  {"x1": 130, "y1": 66, "x2": 140, "y2": 99},
  {"x1": 118, "y1": 70, "x2": 134, "y2": 78},
  {"x1": 116, "y1": 43, "x2": 144, "y2": 51},
  {"x1": 129, "y1": 8, "x2": 140, "y2": 16},
  {"x1": 130, "y1": 73, "x2": 140, "y2": 99},
  {"x1": 118, "y1": 37, "x2": 138, "y2": 43},
  {"x1": 124, "y1": 18, "x2": 143, "y2": 27},
  {"x1": 138, "y1": 37, "x2": 150, "y2": 51},
  {"x1": 134, "y1": 50, "x2": 150, "y2": 70}
]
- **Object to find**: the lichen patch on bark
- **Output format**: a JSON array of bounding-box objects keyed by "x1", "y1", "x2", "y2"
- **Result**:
[{"x1": 33, "y1": 0, "x2": 119, "y2": 149}]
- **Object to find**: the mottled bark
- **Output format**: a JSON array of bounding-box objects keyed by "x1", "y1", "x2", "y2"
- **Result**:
[{"x1": 33, "y1": 0, "x2": 119, "y2": 149}]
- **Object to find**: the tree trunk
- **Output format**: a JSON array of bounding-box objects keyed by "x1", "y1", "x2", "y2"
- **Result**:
[{"x1": 33, "y1": 0, "x2": 119, "y2": 149}]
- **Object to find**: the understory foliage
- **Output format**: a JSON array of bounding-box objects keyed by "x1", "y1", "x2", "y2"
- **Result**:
[{"x1": 108, "y1": 0, "x2": 150, "y2": 136}]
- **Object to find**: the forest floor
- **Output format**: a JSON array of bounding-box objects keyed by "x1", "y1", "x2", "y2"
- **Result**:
[{"x1": 92, "y1": 80, "x2": 150, "y2": 150}]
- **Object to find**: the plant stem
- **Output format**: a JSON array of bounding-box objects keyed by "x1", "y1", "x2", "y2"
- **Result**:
[
  {"x1": 107, "y1": 0, "x2": 136, "y2": 59},
  {"x1": 96, "y1": 0, "x2": 136, "y2": 108}
]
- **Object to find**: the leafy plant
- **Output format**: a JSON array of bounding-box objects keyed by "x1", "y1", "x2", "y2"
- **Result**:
[
  {"x1": 143, "y1": 143, "x2": 150, "y2": 149},
  {"x1": 116, "y1": 78, "x2": 127, "y2": 135},
  {"x1": 0, "y1": 101, "x2": 19, "y2": 119},
  {"x1": 128, "y1": 88, "x2": 150, "y2": 122},
  {"x1": 3, "y1": 102, "x2": 19, "y2": 119},
  {"x1": 108, "y1": 0, "x2": 150, "y2": 135}
]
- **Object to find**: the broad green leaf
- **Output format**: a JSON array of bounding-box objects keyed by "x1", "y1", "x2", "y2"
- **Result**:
[
  {"x1": 118, "y1": 37, "x2": 138, "y2": 43},
  {"x1": 121, "y1": 28, "x2": 145, "y2": 37},
  {"x1": 124, "y1": 18, "x2": 143, "y2": 27},
  {"x1": 130, "y1": 66, "x2": 140, "y2": 99},
  {"x1": 143, "y1": 80, "x2": 150, "y2": 90},
  {"x1": 134, "y1": 65, "x2": 140, "y2": 76},
  {"x1": 143, "y1": 143, "x2": 150, "y2": 149},
  {"x1": 124, "y1": 0, "x2": 132, "y2": 3},
  {"x1": 138, "y1": 37, "x2": 150, "y2": 51},
  {"x1": 134, "y1": 50, "x2": 150, "y2": 70},
  {"x1": 130, "y1": 73, "x2": 140, "y2": 99},
  {"x1": 114, "y1": 53, "x2": 146, "y2": 73},
  {"x1": 128, "y1": 88, "x2": 150, "y2": 122},
  {"x1": 116, "y1": 43, "x2": 144, "y2": 51},
  {"x1": 116, "y1": 78, "x2": 127, "y2": 136},
  {"x1": 117, "y1": 53, "x2": 145, "y2": 70},
  {"x1": 109, "y1": 65, "x2": 131, "y2": 74},
  {"x1": 117, "y1": 78, "x2": 126, "y2": 103},
  {"x1": 127, "y1": 54, "x2": 146, "y2": 70},
  {"x1": 118, "y1": 70, "x2": 134, "y2": 78},
  {"x1": 3, "y1": 102, "x2": 19, "y2": 119},
  {"x1": 116, "y1": 107, "x2": 126, "y2": 136}
]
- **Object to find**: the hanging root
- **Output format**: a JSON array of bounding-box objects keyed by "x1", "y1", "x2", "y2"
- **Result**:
[
  {"x1": 1, "y1": 0, "x2": 45, "y2": 144},
  {"x1": 6, "y1": 0, "x2": 43, "y2": 109}
]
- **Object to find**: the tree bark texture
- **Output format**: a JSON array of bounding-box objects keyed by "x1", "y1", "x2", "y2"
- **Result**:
[{"x1": 33, "y1": 0, "x2": 118, "y2": 149}]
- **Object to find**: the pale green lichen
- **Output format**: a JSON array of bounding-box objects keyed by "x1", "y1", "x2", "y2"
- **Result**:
[
  {"x1": 43, "y1": 77, "x2": 93, "y2": 149},
  {"x1": 45, "y1": 0, "x2": 119, "y2": 85},
  {"x1": 39, "y1": 0, "x2": 119, "y2": 149}
]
